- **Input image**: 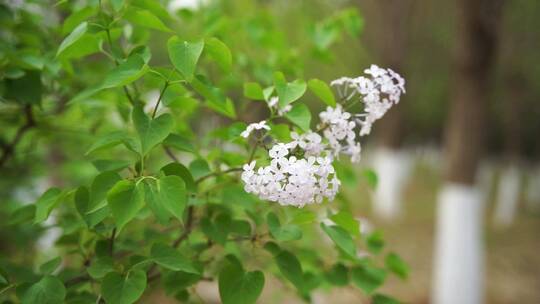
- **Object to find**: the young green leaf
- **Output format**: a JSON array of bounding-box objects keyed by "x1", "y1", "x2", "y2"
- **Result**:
[
  {"x1": 275, "y1": 250, "x2": 304, "y2": 291},
  {"x1": 101, "y1": 270, "x2": 147, "y2": 304},
  {"x1": 85, "y1": 131, "x2": 130, "y2": 155},
  {"x1": 56, "y1": 21, "x2": 88, "y2": 57},
  {"x1": 320, "y1": 223, "x2": 356, "y2": 258},
  {"x1": 106, "y1": 180, "x2": 145, "y2": 232},
  {"x1": 39, "y1": 257, "x2": 61, "y2": 275},
  {"x1": 132, "y1": 106, "x2": 174, "y2": 155},
  {"x1": 157, "y1": 175, "x2": 187, "y2": 221},
  {"x1": 366, "y1": 231, "x2": 385, "y2": 254},
  {"x1": 20, "y1": 276, "x2": 66, "y2": 304},
  {"x1": 385, "y1": 253, "x2": 409, "y2": 280},
  {"x1": 330, "y1": 211, "x2": 360, "y2": 237},
  {"x1": 150, "y1": 243, "x2": 200, "y2": 274},
  {"x1": 243, "y1": 82, "x2": 265, "y2": 100},
  {"x1": 285, "y1": 103, "x2": 311, "y2": 131},
  {"x1": 74, "y1": 186, "x2": 109, "y2": 228},
  {"x1": 372, "y1": 293, "x2": 401, "y2": 304},
  {"x1": 4, "y1": 70, "x2": 42, "y2": 105},
  {"x1": 218, "y1": 256, "x2": 265, "y2": 304},
  {"x1": 161, "y1": 162, "x2": 197, "y2": 193},
  {"x1": 325, "y1": 263, "x2": 349, "y2": 286},
  {"x1": 167, "y1": 37, "x2": 204, "y2": 81},
  {"x1": 267, "y1": 212, "x2": 302, "y2": 241},
  {"x1": 273, "y1": 72, "x2": 306, "y2": 108},
  {"x1": 308, "y1": 78, "x2": 336, "y2": 106},
  {"x1": 351, "y1": 265, "x2": 386, "y2": 294},
  {"x1": 88, "y1": 171, "x2": 122, "y2": 213},
  {"x1": 87, "y1": 257, "x2": 114, "y2": 279},
  {"x1": 205, "y1": 37, "x2": 232, "y2": 72},
  {"x1": 34, "y1": 188, "x2": 63, "y2": 224},
  {"x1": 124, "y1": 8, "x2": 172, "y2": 32},
  {"x1": 163, "y1": 133, "x2": 196, "y2": 153},
  {"x1": 101, "y1": 55, "x2": 149, "y2": 89}
]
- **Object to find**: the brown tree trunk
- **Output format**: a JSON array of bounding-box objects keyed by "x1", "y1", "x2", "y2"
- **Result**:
[
  {"x1": 444, "y1": 0, "x2": 504, "y2": 185},
  {"x1": 371, "y1": 0, "x2": 414, "y2": 149}
]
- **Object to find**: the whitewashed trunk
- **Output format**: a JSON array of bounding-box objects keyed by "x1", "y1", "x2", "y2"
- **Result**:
[
  {"x1": 493, "y1": 166, "x2": 521, "y2": 226},
  {"x1": 372, "y1": 148, "x2": 411, "y2": 219},
  {"x1": 432, "y1": 183, "x2": 484, "y2": 304}
]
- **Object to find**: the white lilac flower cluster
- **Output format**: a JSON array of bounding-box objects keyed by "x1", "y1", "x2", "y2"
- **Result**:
[
  {"x1": 330, "y1": 64, "x2": 405, "y2": 137},
  {"x1": 241, "y1": 143, "x2": 340, "y2": 207},
  {"x1": 240, "y1": 64, "x2": 405, "y2": 207}
]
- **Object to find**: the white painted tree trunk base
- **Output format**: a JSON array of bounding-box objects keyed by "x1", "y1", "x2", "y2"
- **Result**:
[
  {"x1": 432, "y1": 183, "x2": 484, "y2": 304},
  {"x1": 372, "y1": 148, "x2": 411, "y2": 220},
  {"x1": 493, "y1": 166, "x2": 521, "y2": 227}
]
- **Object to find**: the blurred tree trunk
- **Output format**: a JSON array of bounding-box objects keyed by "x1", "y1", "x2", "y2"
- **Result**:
[
  {"x1": 434, "y1": 0, "x2": 504, "y2": 303},
  {"x1": 367, "y1": 0, "x2": 414, "y2": 219},
  {"x1": 494, "y1": 74, "x2": 524, "y2": 226}
]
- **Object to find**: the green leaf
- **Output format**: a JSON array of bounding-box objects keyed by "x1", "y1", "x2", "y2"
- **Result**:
[
  {"x1": 351, "y1": 266, "x2": 386, "y2": 294},
  {"x1": 124, "y1": 8, "x2": 172, "y2": 32},
  {"x1": 273, "y1": 72, "x2": 306, "y2": 108},
  {"x1": 132, "y1": 106, "x2": 174, "y2": 155},
  {"x1": 218, "y1": 255, "x2": 265, "y2": 304},
  {"x1": 157, "y1": 175, "x2": 187, "y2": 221},
  {"x1": 144, "y1": 182, "x2": 170, "y2": 224},
  {"x1": 275, "y1": 250, "x2": 304, "y2": 291},
  {"x1": 163, "y1": 133, "x2": 195, "y2": 153},
  {"x1": 101, "y1": 55, "x2": 148, "y2": 89},
  {"x1": 308, "y1": 78, "x2": 336, "y2": 106},
  {"x1": 62, "y1": 7, "x2": 97, "y2": 34},
  {"x1": 4, "y1": 70, "x2": 42, "y2": 104},
  {"x1": 385, "y1": 253, "x2": 409, "y2": 280},
  {"x1": 88, "y1": 171, "x2": 122, "y2": 213},
  {"x1": 151, "y1": 243, "x2": 200, "y2": 274},
  {"x1": 191, "y1": 75, "x2": 236, "y2": 119},
  {"x1": 85, "y1": 131, "x2": 130, "y2": 155},
  {"x1": 320, "y1": 223, "x2": 356, "y2": 258},
  {"x1": 87, "y1": 257, "x2": 114, "y2": 279},
  {"x1": 92, "y1": 159, "x2": 132, "y2": 172},
  {"x1": 161, "y1": 162, "x2": 197, "y2": 193},
  {"x1": 167, "y1": 37, "x2": 204, "y2": 81},
  {"x1": 363, "y1": 169, "x2": 378, "y2": 190},
  {"x1": 106, "y1": 180, "x2": 145, "y2": 232},
  {"x1": 330, "y1": 211, "x2": 360, "y2": 237},
  {"x1": 56, "y1": 22, "x2": 88, "y2": 57},
  {"x1": 102, "y1": 270, "x2": 146, "y2": 304},
  {"x1": 372, "y1": 293, "x2": 401, "y2": 304},
  {"x1": 285, "y1": 103, "x2": 311, "y2": 131},
  {"x1": 20, "y1": 276, "x2": 66, "y2": 304},
  {"x1": 39, "y1": 257, "x2": 61, "y2": 275},
  {"x1": 366, "y1": 231, "x2": 385, "y2": 254},
  {"x1": 34, "y1": 188, "x2": 62, "y2": 224},
  {"x1": 267, "y1": 212, "x2": 302, "y2": 241},
  {"x1": 325, "y1": 263, "x2": 349, "y2": 286},
  {"x1": 74, "y1": 186, "x2": 109, "y2": 228},
  {"x1": 189, "y1": 158, "x2": 211, "y2": 180},
  {"x1": 205, "y1": 37, "x2": 232, "y2": 72},
  {"x1": 243, "y1": 82, "x2": 265, "y2": 100}
]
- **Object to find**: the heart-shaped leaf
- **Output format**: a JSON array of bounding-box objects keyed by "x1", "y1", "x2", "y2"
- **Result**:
[
  {"x1": 218, "y1": 255, "x2": 265, "y2": 304},
  {"x1": 267, "y1": 212, "x2": 302, "y2": 241},
  {"x1": 167, "y1": 37, "x2": 204, "y2": 81},
  {"x1": 20, "y1": 276, "x2": 66, "y2": 304},
  {"x1": 34, "y1": 188, "x2": 63, "y2": 224},
  {"x1": 150, "y1": 243, "x2": 200, "y2": 274},
  {"x1": 101, "y1": 270, "x2": 147, "y2": 304},
  {"x1": 132, "y1": 106, "x2": 174, "y2": 156},
  {"x1": 205, "y1": 37, "x2": 232, "y2": 72},
  {"x1": 285, "y1": 103, "x2": 311, "y2": 131},
  {"x1": 157, "y1": 175, "x2": 187, "y2": 221},
  {"x1": 57, "y1": 22, "x2": 88, "y2": 57},
  {"x1": 308, "y1": 78, "x2": 336, "y2": 106},
  {"x1": 273, "y1": 72, "x2": 306, "y2": 108},
  {"x1": 321, "y1": 223, "x2": 357, "y2": 258},
  {"x1": 106, "y1": 180, "x2": 145, "y2": 232}
]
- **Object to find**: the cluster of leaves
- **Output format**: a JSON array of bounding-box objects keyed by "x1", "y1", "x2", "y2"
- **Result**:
[{"x1": 0, "y1": 1, "x2": 407, "y2": 303}]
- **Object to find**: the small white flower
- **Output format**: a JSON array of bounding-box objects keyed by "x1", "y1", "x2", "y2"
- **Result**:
[{"x1": 240, "y1": 120, "x2": 271, "y2": 138}]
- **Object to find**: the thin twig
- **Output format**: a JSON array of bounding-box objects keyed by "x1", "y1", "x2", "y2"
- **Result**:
[
  {"x1": 0, "y1": 105, "x2": 35, "y2": 168},
  {"x1": 195, "y1": 167, "x2": 242, "y2": 184},
  {"x1": 151, "y1": 81, "x2": 169, "y2": 119},
  {"x1": 108, "y1": 228, "x2": 117, "y2": 256},
  {"x1": 173, "y1": 206, "x2": 195, "y2": 248}
]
